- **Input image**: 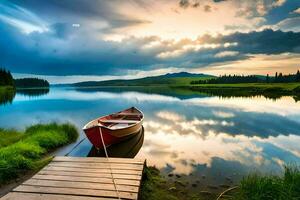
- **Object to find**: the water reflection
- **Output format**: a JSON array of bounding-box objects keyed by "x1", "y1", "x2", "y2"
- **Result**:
[
  {"x1": 0, "y1": 87, "x2": 300, "y2": 190},
  {"x1": 88, "y1": 127, "x2": 144, "y2": 158},
  {"x1": 17, "y1": 88, "x2": 49, "y2": 97},
  {"x1": 0, "y1": 88, "x2": 49, "y2": 106},
  {"x1": 189, "y1": 87, "x2": 300, "y2": 102},
  {"x1": 0, "y1": 88, "x2": 15, "y2": 105}
]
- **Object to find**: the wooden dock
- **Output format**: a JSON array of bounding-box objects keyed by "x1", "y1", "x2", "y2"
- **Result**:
[{"x1": 1, "y1": 156, "x2": 146, "y2": 200}]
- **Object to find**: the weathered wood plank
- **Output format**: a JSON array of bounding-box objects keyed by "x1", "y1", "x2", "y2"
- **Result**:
[
  {"x1": 1, "y1": 192, "x2": 117, "y2": 200},
  {"x1": 44, "y1": 166, "x2": 143, "y2": 176},
  {"x1": 23, "y1": 179, "x2": 139, "y2": 193},
  {"x1": 32, "y1": 175, "x2": 141, "y2": 186},
  {"x1": 2, "y1": 157, "x2": 145, "y2": 200},
  {"x1": 14, "y1": 185, "x2": 138, "y2": 200},
  {"x1": 38, "y1": 170, "x2": 141, "y2": 180},
  {"x1": 53, "y1": 157, "x2": 144, "y2": 164},
  {"x1": 49, "y1": 162, "x2": 143, "y2": 170}
]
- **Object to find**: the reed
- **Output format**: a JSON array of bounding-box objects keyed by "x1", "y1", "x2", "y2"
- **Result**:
[
  {"x1": 229, "y1": 165, "x2": 300, "y2": 200},
  {"x1": 0, "y1": 123, "x2": 78, "y2": 184}
]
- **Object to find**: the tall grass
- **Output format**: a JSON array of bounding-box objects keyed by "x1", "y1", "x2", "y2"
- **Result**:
[
  {"x1": 229, "y1": 166, "x2": 300, "y2": 200},
  {"x1": 0, "y1": 129, "x2": 23, "y2": 148},
  {"x1": 0, "y1": 123, "x2": 78, "y2": 184},
  {"x1": 140, "y1": 166, "x2": 180, "y2": 200}
]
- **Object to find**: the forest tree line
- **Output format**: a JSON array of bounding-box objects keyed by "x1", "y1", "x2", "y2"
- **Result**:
[
  {"x1": 0, "y1": 68, "x2": 49, "y2": 88},
  {"x1": 0, "y1": 69, "x2": 14, "y2": 86},
  {"x1": 191, "y1": 70, "x2": 300, "y2": 84},
  {"x1": 14, "y1": 78, "x2": 50, "y2": 88}
]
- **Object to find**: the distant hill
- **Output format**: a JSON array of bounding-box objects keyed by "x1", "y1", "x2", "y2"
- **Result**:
[
  {"x1": 71, "y1": 72, "x2": 215, "y2": 87},
  {"x1": 162, "y1": 72, "x2": 209, "y2": 78}
]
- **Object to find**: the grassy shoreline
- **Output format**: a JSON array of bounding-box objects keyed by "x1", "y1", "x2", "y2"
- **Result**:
[
  {"x1": 0, "y1": 86, "x2": 15, "y2": 105},
  {"x1": 227, "y1": 165, "x2": 300, "y2": 200},
  {"x1": 72, "y1": 83, "x2": 300, "y2": 101},
  {"x1": 186, "y1": 82, "x2": 300, "y2": 90},
  {"x1": 0, "y1": 123, "x2": 78, "y2": 186},
  {"x1": 176, "y1": 83, "x2": 300, "y2": 100},
  {"x1": 141, "y1": 165, "x2": 300, "y2": 200}
]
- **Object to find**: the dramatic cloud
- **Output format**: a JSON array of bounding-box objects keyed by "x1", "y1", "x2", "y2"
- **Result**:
[
  {"x1": 0, "y1": 0, "x2": 300, "y2": 79},
  {"x1": 275, "y1": 17, "x2": 300, "y2": 32},
  {"x1": 293, "y1": 8, "x2": 300, "y2": 14},
  {"x1": 179, "y1": 0, "x2": 190, "y2": 8},
  {"x1": 204, "y1": 5, "x2": 212, "y2": 12}
]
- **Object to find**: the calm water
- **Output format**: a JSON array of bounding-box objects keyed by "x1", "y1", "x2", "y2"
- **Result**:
[{"x1": 1, "y1": 87, "x2": 300, "y2": 190}]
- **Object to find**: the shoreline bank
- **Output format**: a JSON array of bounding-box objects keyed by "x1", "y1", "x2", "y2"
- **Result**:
[{"x1": 0, "y1": 123, "x2": 79, "y2": 196}]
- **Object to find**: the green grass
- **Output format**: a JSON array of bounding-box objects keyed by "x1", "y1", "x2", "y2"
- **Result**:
[
  {"x1": 0, "y1": 123, "x2": 78, "y2": 184},
  {"x1": 0, "y1": 86, "x2": 13, "y2": 91},
  {"x1": 184, "y1": 83, "x2": 300, "y2": 100},
  {"x1": 141, "y1": 166, "x2": 300, "y2": 200},
  {"x1": 227, "y1": 166, "x2": 300, "y2": 200},
  {"x1": 140, "y1": 166, "x2": 212, "y2": 200},
  {"x1": 0, "y1": 129, "x2": 23, "y2": 148},
  {"x1": 0, "y1": 86, "x2": 15, "y2": 105},
  {"x1": 163, "y1": 77, "x2": 212, "y2": 86},
  {"x1": 140, "y1": 167, "x2": 180, "y2": 200},
  {"x1": 189, "y1": 83, "x2": 300, "y2": 90},
  {"x1": 74, "y1": 76, "x2": 211, "y2": 87}
]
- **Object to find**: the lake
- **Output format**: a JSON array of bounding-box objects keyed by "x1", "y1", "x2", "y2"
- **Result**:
[{"x1": 1, "y1": 87, "x2": 300, "y2": 192}]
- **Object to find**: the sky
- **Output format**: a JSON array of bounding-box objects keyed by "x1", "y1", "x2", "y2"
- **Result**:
[{"x1": 0, "y1": 0, "x2": 300, "y2": 83}]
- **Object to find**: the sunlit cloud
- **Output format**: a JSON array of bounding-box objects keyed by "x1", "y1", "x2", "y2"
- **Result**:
[
  {"x1": 215, "y1": 51, "x2": 239, "y2": 58},
  {"x1": 292, "y1": 7, "x2": 300, "y2": 14},
  {"x1": 213, "y1": 111, "x2": 235, "y2": 118},
  {"x1": 0, "y1": 2, "x2": 48, "y2": 34},
  {"x1": 0, "y1": 0, "x2": 300, "y2": 79}
]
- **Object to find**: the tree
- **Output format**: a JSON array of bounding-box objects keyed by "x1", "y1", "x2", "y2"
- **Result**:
[
  {"x1": 266, "y1": 74, "x2": 269, "y2": 83},
  {"x1": 14, "y1": 78, "x2": 49, "y2": 88},
  {"x1": 296, "y1": 70, "x2": 300, "y2": 82},
  {"x1": 0, "y1": 68, "x2": 14, "y2": 86}
]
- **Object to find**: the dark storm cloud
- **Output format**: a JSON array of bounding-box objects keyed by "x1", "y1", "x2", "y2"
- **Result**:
[
  {"x1": 213, "y1": 0, "x2": 227, "y2": 2},
  {"x1": 179, "y1": 0, "x2": 190, "y2": 9},
  {"x1": 7, "y1": 0, "x2": 149, "y2": 29},
  {"x1": 1, "y1": 13, "x2": 300, "y2": 75},
  {"x1": 51, "y1": 23, "x2": 73, "y2": 39},
  {"x1": 0, "y1": 20, "x2": 161, "y2": 75},
  {"x1": 223, "y1": 29, "x2": 300, "y2": 54},
  {"x1": 153, "y1": 29, "x2": 300, "y2": 68},
  {"x1": 1, "y1": 0, "x2": 300, "y2": 76}
]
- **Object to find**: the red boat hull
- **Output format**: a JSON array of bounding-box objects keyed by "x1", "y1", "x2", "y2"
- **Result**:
[
  {"x1": 84, "y1": 126, "x2": 141, "y2": 149},
  {"x1": 83, "y1": 107, "x2": 144, "y2": 149}
]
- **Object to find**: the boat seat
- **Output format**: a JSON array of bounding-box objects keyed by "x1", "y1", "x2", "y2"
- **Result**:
[
  {"x1": 115, "y1": 113, "x2": 141, "y2": 116},
  {"x1": 99, "y1": 119, "x2": 139, "y2": 124}
]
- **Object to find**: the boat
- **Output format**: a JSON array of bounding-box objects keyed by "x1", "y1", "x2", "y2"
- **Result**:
[
  {"x1": 83, "y1": 107, "x2": 144, "y2": 149},
  {"x1": 88, "y1": 126, "x2": 144, "y2": 158}
]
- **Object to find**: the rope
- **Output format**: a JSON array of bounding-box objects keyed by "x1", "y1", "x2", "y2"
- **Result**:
[
  {"x1": 99, "y1": 126, "x2": 121, "y2": 200},
  {"x1": 216, "y1": 186, "x2": 238, "y2": 200},
  {"x1": 65, "y1": 137, "x2": 86, "y2": 156}
]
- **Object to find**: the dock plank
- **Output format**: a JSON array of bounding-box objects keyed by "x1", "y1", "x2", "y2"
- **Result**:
[
  {"x1": 49, "y1": 162, "x2": 143, "y2": 170},
  {"x1": 1, "y1": 156, "x2": 145, "y2": 200},
  {"x1": 1, "y1": 192, "x2": 117, "y2": 200},
  {"x1": 23, "y1": 179, "x2": 139, "y2": 193},
  {"x1": 31, "y1": 174, "x2": 141, "y2": 186},
  {"x1": 44, "y1": 166, "x2": 143, "y2": 175},
  {"x1": 38, "y1": 170, "x2": 141, "y2": 180},
  {"x1": 14, "y1": 185, "x2": 138, "y2": 200},
  {"x1": 53, "y1": 157, "x2": 144, "y2": 164}
]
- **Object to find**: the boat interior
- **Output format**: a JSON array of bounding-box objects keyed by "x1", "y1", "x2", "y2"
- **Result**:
[{"x1": 85, "y1": 108, "x2": 143, "y2": 130}]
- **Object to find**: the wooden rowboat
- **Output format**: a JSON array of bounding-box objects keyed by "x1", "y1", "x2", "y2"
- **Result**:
[
  {"x1": 88, "y1": 126, "x2": 144, "y2": 158},
  {"x1": 83, "y1": 107, "x2": 144, "y2": 149}
]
